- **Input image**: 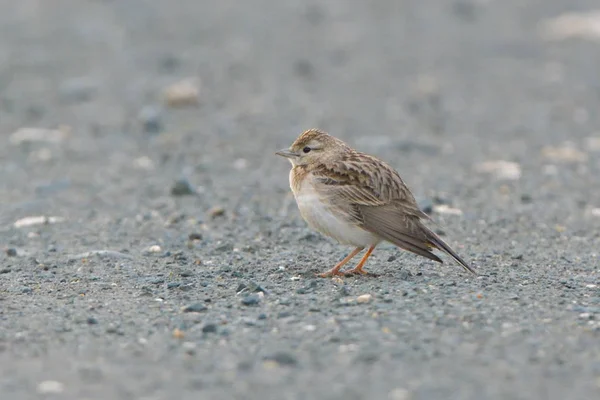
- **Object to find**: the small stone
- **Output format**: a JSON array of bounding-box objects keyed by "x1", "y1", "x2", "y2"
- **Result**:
[
  {"x1": 147, "y1": 245, "x2": 162, "y2": 253},
  {"x1": 433, "y1": 205, "x2": 463, "y2": 216},
  {"x1": 171, "y1": 179, "x2": 195, "y2": 196},
  {"x1": 182, "y1": 341, "x2": 197, "y2": 355},
  {"x1": 388, "y1": 387, "x2": 411, "y2": 400},
  {"x1": 133, "y1": 156, "x2": 155, "y2": 170},
  {"x1": 356, "y1": 294, "x2": 373, "y2": 304},
  {"x1": 202, "y1": 323, "x2": 218, "y2": 333},
  {"x1": 591, "y1": 208, "x2": 600, "y2": 217},
  {"x1": 14, "y1": 216, "x2": 65, "y2": 228},
  {"x1": 278, "y1": 311, "x2": 292, "y2": 319},
  {"x1": 208, "y1": 206, "x2": 226, "y2": 218},
  {"x1": 181, "y1": 303, "x2": 208, "y2": 313},
  {"x1": 163, "y1": 78, "x2": 200, "y2": 107},
  {"x1": 585, "y1": 136, "x2": 600, "y2": 152},
  {"x1": 539, "y1": 11, "x2": 600, "y2": 42},
  {"x1": 37, "y1": 380, "x2": 65, "y2": 394},
  {"x1": 241, "y1": 294, "x2": 261, "y2": 306},
  {"x1": 138, "y1": 105, "x2": 163, "y2": 134},
  {"x1": 339, "y1": 285, "x2": 351, "y2": 297},
  {"x1": 10, "y1": 126, "x2": 71, "y2": 145},
  {"x1": 257, "y1": 313, "x2": 268, "y2": 320},
  {"x1": 264, "y1": 352, "x2": 298, "y2": 366},
  {"x1": 22, "y1": 287, "x2": 32, "y2": 294},
  {"x1": 521, "y1": 194, "x2": 533, "y2": 203},
  {"x1": 0, "y1": 268, "x2": 11, "y2": 274},
  {"x1": 86, "y1": 317, "x2": 98, "y2": 325},
  {"x1": 173, "y1": 328, "x2": 185, "y2": 339},
  {"x1": 233, "y1": 158, "x2": 248, "y2": 170},
  {"x1": 476, "y1": 160, "x2": 522, "y2": 181},
  {"x1": 5, "y1": 248, "x2": 17, "y2": 257},
  {"x1": 188, "y1": 232, "x2": 203, "y2": 241},
  {"x1": 541, "y1": 143, "x2": 588, "y2": 163}
]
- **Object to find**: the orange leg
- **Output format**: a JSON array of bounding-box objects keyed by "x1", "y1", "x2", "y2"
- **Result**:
[
  {"x1": 343, "y1": 245, "x2": 376, "y2": 275},
  {"x1": 318, "y1": 247, "x2": 364, "y2": 278}
]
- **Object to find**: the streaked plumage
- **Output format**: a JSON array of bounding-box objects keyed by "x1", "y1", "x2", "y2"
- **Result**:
[{"x1": 276, "y1": 129, "x2": 476, "y2": 277}]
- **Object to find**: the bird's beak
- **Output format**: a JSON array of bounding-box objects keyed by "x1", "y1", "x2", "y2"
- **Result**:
[{"x1": 275, "y1": 149, "x2": 299, "y2": 159}]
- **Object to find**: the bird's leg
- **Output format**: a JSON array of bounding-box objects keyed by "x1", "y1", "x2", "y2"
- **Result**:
[
  {"x1": 318, "y1": 247, "x2": 364, "y2": 278},
  {"x1": 343, "y1": 245, "x2": 376, "y2": 275}
]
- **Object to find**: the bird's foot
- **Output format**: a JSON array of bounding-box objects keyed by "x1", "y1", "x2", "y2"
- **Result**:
[
  {"x1": 317, "y1": 269, "x2": 345, "y2": 278},
  {"x1": 342, "y1": 267, "x2": 368, "y2": 276}
]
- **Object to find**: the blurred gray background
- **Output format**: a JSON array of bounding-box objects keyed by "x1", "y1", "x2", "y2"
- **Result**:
[{"x1": 0, "y1": 1, "x2": 599, "y2": 399}]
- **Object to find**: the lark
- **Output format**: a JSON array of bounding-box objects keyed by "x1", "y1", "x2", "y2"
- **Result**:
[{"x1": 276, "y1": 129, "x2": 476, "y2": 277}]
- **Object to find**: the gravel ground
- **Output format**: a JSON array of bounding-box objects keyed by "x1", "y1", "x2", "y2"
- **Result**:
[{"x1": 1, "y1": 1, "x2": 599, "y2": 399}]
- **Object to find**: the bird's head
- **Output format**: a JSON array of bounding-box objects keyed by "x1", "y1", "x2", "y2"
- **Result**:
[{"x1": 276, "y1": 129, "x2": 349, "y2": 167}]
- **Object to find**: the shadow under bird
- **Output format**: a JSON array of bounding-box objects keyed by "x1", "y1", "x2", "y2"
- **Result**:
[{"x1": 276, "y1": 129, "x2": 477, "y2": 277}]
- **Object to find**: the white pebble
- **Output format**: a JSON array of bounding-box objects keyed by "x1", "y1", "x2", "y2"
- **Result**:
[
  {"x1": 388, "y1": 388, "x2": 411, "y2": 400},
  {"x1": 356, "y1": 294, "x2": 372, "y2": 304},
  {"x1": 147, "y1": 245, "x2": 162, "y2": 253},
  {"x1": 37, "y1": 380, "x2": 65, "y2": 394},
  {"x1": 133, "y1": 156, "x2": 155, "y2": 170},
  {"x1": 163, "y1": 78, "x2": 200, "y2": 107},
  {"x1": 14, "y1": 216, "x2": 64, "y2": 228},
  {"x1": 304, "y1": 325, "x2": 317, "y2": 331},
  {"x1": 233, "y1": 158, "x2": 248, "y2": 170},
  {"x1": 10, "y1": 126, "x2": 71, "y2": 145},
  {"x1": 476, "y1": 160, "x2": 522, "y2": 181},
  {"x1": 433, "y1": 205, "x2": 463, "y2": 216}
]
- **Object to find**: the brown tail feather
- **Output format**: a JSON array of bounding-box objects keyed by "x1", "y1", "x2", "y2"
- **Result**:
[{"x1": 424, "y1": 227, "x2": 477, "y2": 275}]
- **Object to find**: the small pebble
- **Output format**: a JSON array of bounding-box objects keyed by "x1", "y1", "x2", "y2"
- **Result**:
[
  {"x1": 208, "y1": 206, "x2": 226, "y2": 218},
  {"x1": 182, "y1": 341, "x2": 197, "y2": 355},
  {"x1": 264, "y1": 352, "x2": 298, "y2": 366},
  {"x1": 171, "y1": 179, "x2": 195, "y2": 196},
  {"x1": 138, "y1": 105, "x2": 163, "y2": 133},
  {"x1": 147, "y1": 245, "x2": 162, "y2": 253},
  {"x1": 181, "y1": 303, "x2": 208, "y2": 313},
  {"x1": 163, "y1": 78, "x2": 200, "y2": 107},
  {"x1": 233, "y1": 158, "x2": 248, "y2": 170},
  {"x1": 356, "y1": 294, "x2": 373, "y2": 304},
  {"x1": 540, "y1": 11, "x2": 600, "y2": 42},
  {"x1": 10, "y1": 126, "x2": 71, "y2": 145},
  {"x1": 133, "y1": 156, "x2": 155, "y2": 170},
  {"x1": 241, "y1": 294, "x2": 261, "y2": 306},
  {"x1": 433, "y1": 205, "x2": 463, "y2": 216},
  {"x1": 476, "y1": 160, "x2": 522, "y2": 181},
  {"x1": 14, "y1": 216, "x2": 64, "y2": 228},
  {"x1": 388, "y1": 388, "x2": 411, "y2": 400},
  {"x1": 5, "y1": 248, "x2": 17, "y2": 257},
  {"x1": 173, "y1": 328, "x2": 185, "y2": 339},
  {"x1": 86, "y1": 317, "x2": 98, "y2": 325},
  {"x1": 37, "y1": 380, "x2": 65, "y2": 394},
  {"x1": 541, "y1": 143, "x2": 588, "y2": 163},
  {"x1": 188, "y1": 232, "x2": 203, "y2": 241},
  {"x1": 202, "y1": 323, "x2": 218, "y2": 333}
]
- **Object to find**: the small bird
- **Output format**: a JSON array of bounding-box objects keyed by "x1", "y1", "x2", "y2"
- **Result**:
[{"x1": 276, "y1": 129, "x2": 476, "y2": 277}]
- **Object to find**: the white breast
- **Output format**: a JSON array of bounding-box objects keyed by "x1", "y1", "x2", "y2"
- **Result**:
[{"x1": 292, "y1": 175, "x2": 380, "y2": 247}]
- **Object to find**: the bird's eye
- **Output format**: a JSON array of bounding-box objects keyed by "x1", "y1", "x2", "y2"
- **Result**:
[{"x1": 303, "y1": 146, "x2": 311, "y2": 154}]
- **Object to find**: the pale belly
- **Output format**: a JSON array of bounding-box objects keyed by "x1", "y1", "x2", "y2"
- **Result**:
[{"x1": 293, "y1": 186, "x2": 380, "y2": 247}]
